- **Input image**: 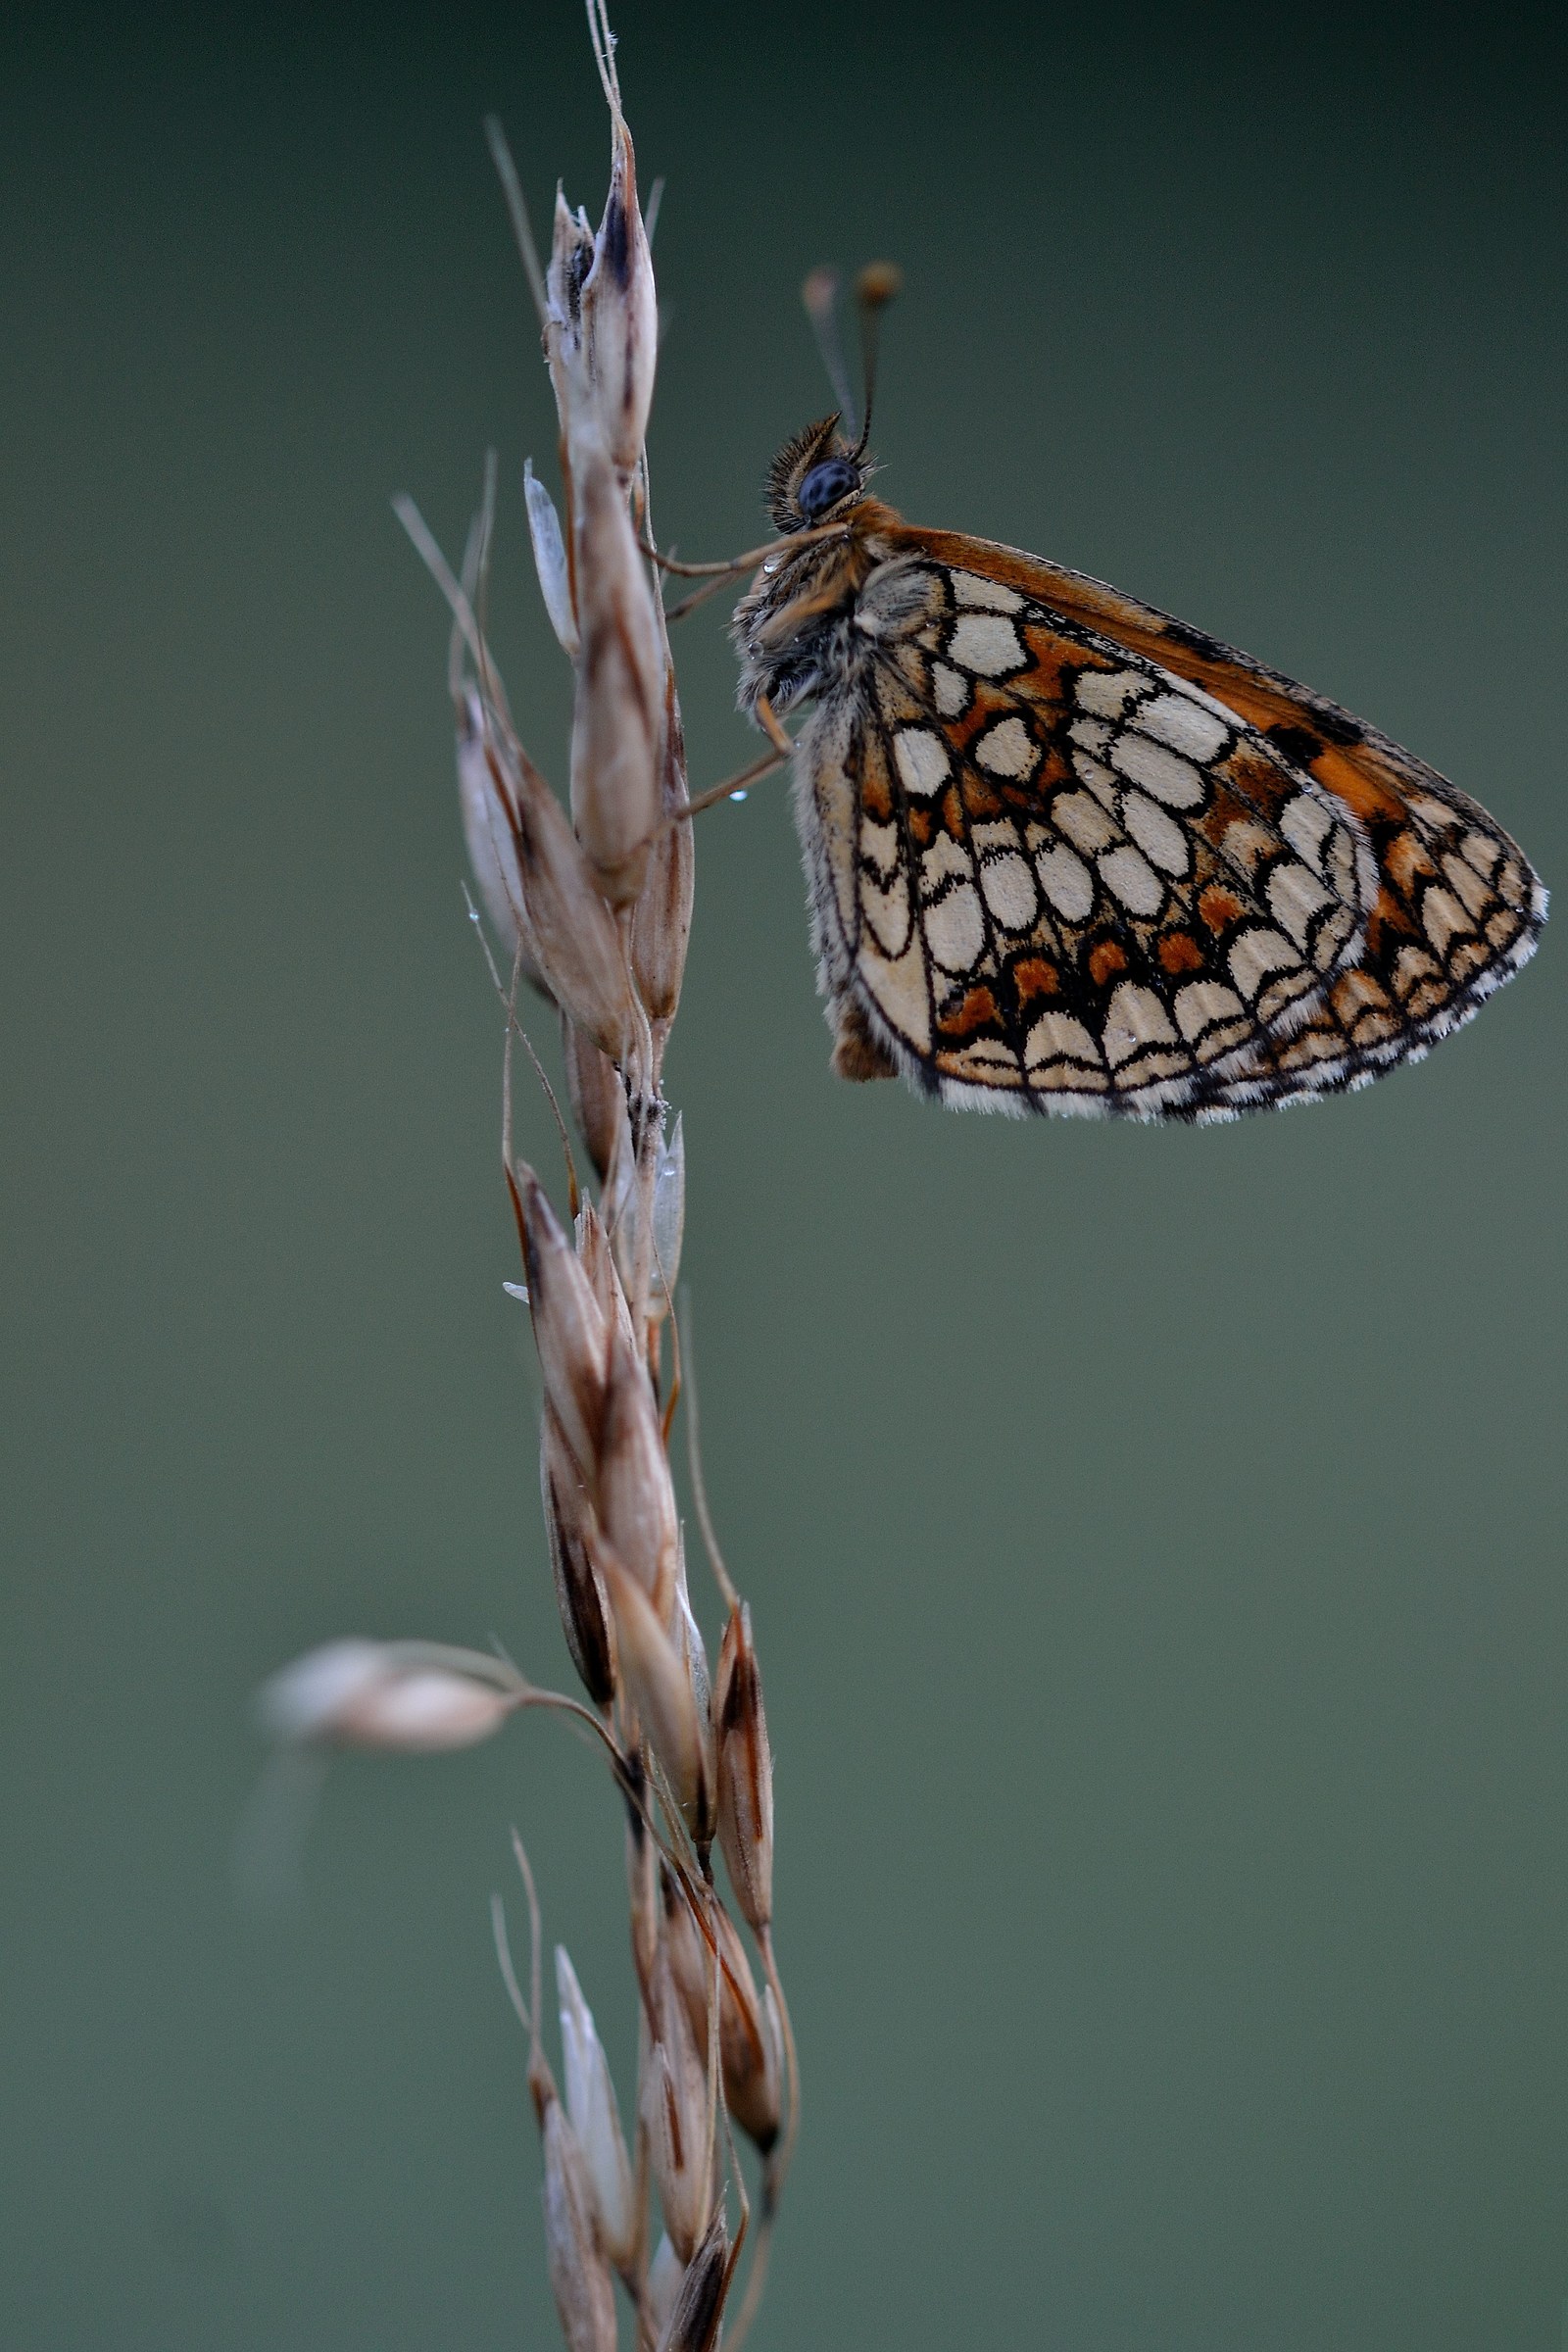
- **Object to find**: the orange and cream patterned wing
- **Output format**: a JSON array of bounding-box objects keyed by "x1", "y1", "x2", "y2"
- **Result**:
[
  {"x1": 858, "y1": 527, "x2": 1547, "y2": 1117},
  {"x1": 799, "y1": 542, "x2": 1393, "y2": 1118}
]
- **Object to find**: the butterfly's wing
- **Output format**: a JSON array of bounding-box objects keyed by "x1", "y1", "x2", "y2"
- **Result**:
[{"x1": 849, "y1": 527, "x2": 1546, "y2": 1118}]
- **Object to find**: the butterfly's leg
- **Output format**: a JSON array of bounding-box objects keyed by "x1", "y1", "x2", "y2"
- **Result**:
[{"x1": 662, "y1": 698, "x2": 796, "y2": 826}]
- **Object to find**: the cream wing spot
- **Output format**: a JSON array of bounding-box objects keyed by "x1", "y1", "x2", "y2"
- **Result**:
[
  {"x1": 1173, "y1": 980, "x2": 1247, "y2": 1042},
  {"x1": 923, "y1": 885, "x2": 987, "y2": 973},
  {"x1": 1098, "y1": 845, "x2": 1166, "y2": 916},
  {"x1": 1110, "y1": 732, "x2": 1205, "y2": 808},
  {"x1": 1279, "y1": 790, "x2": 1333, "y2": 872},
  {"x1": 859, "y1": 870, "x2": 911, "y2": 958},
  {"x1": 949, "y1": 571, "x2": 1023, "y2": 612},
  {"x1": 947, "y1": 613, "x2": 1027, "y2": 677},
  {"x1": 919, "y1": 831, "x2": 971, "y2": 891},
  {"x1": 1052, "y1": 791, "x2": 1119, "y2": 856},
  {"x1": 1102, "y1": 983, "x2": 1179, "y2": 1065},
  {"x1": 931, "y1": 662, "x2": 969, "y2": 717},
  {"x1": 1025, "y1": 1009, "x2": 1102, "y2": 1072},
  {"x1": 1073, "y1": 667, "x2": 1145, "y2": 720},
  {"x1": 1120, "y1": 789, "x2": 1190, "y2": 876},
  {"x1": 894, "y1": 727, "x2": 951, "y2": 796},
  {"x1": 1136, "y1": 692, "x2": 1232, "y2": 761},
  {"x1": 980, "y1": 853, "x2": 1040, "y2": 931},
  {"x1": 1036, "y1": 844, "x2": 1096, "y2": 921},
  {"x1": 975, "y1": 716, "x2": 1039, "y2": 779},
  {"x1": 1228, "y1": 926, "x2": 1299, "y2": 1002},
  {"x1": 1265, "y1": 860, "x2": 1335, "y2": 951},
  {"x1": 858, "y1": 817, "x2": 900, "y2": 875}
]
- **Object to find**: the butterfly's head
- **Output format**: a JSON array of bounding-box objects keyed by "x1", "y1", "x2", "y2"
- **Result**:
[
  {"x1": 764, "y1": 416, "x2": 868, "y2": 535},
  {"x1": 763, "y1": 263, "x2": 902, "y2": 534}
]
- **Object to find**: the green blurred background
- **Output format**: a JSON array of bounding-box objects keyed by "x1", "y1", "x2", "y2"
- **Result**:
[{"x1": 3, "y1": 2, "x2": 1564, "y2": 2344}]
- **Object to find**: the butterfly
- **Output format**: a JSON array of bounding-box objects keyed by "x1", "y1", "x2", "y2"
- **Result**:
[{"x1": 727, "y1": 300, "x2": 1545, "y2": 1124}]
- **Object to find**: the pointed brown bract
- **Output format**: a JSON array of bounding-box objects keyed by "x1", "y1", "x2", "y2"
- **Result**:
[
  {"x1": 517, "y1": 1166, "x2": 610, "y2": 1482},
  {"x1": 540, "y1": 1401, "x2": 617, "y2": 1709},
  {"x1": 597, "y1": 1319, "x2": 679, "y2": 1624},
  {"x1": 662, "y1": 1871, "x2": 781, "y2": 2156},
  {"x1": 638, "y1": 1935, "x2": 714, "y2": 2266},
  {"x1": 570, "y1": 440, "x2": 663, "y2": 905},
  {"x1": 656, "y1": 2210, "x2": 734, "y2": 2352},
  {"x1": 562, "y1": 1013, "x2": 628, "y2": 1186},
  {"x1": 630, "y1": 659, "x2": 695, "y2": 1027},
  {"x1": 714, "y1": 1603, "x2": 774, "y2": 1937}
]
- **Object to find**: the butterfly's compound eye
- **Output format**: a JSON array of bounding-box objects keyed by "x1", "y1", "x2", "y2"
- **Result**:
[{"x1": 796, "y1": 456, "x2": 859, "y2": 521}]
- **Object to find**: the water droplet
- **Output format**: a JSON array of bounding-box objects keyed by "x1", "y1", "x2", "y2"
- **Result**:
[{"x1": 729, "y1": 789, "x2": 749, "y2": 803}]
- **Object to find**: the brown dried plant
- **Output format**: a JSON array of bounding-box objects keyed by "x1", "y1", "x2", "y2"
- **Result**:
[{"x1": 257, "y1": 8, "x2": 796, "y2": 2348}]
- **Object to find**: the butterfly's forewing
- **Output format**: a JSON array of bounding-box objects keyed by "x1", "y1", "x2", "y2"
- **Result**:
[
  {"x1": 850, "y1": 528, "x2": 1545, "y2": 1118},
  {"x1": 797, "y1": 548, "x2": 1369, "y2": 1115}
]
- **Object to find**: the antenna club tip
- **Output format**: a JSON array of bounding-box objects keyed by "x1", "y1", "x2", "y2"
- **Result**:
[
  {"x1": 801, "y1": 267, "x2": 840, "y2": 319},
  {"x1": 856, "y1": 262, "x2": 903, "y2": 310}
]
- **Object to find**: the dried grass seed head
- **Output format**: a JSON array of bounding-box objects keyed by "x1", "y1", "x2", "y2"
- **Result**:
[{"x1": 257, "y1": 1641, "x2": 517, "y2": 1753}]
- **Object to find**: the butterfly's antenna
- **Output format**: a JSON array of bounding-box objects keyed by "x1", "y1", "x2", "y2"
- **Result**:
[
  {"x1": 801, "y1": 268, "x2": 859, "y2": 445},
  {"x1": 851, "y1": 262, "x2": 902, "y2": 462}
]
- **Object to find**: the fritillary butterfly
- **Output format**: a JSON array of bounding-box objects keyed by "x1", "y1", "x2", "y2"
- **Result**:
[{"x1": 731, "y1": 409, "x2": 1545, "y2": 1123}]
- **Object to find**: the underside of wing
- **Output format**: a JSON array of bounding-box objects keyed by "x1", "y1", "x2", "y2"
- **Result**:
[
  {"x1": 796, "y1": 554, "x2": 1393, "y2": 1120},
  {"x1": 879, "y1": 528, "x2": 1546, "y2": 1118}
]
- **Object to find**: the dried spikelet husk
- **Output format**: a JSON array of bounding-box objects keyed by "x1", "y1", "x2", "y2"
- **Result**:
[
  {"x1": 607, "y1": 1103, "x2": 684, "y2": 1324},
  {"x1": 545, "y1": 189, "x2": 598, "y2": 446},
  {"x1": 661, "y1": 1872, "x2": 781, "y2": 2156},
  {"x1": 518, "y1": 1167, "x2": 610, "y2": 1482},
  {"x1": 670, "y1": 1549, "x2": 716, "y2": 1858},
  {"x1": 656, "y1": 2209, "x2": 732, "y2": 2352},
  {"x1": 640, "y1": 1944, "x2": 713, "y2": 2264},
  {"x1": 483, "y1": 698, "x2": 638, "y2": 1064},
  {"x1": 555, "y1": 1945, "x2": 637, "y2": 2270},
  {"x1": 257, "y1": 1641, "x2": 517, "y2": 1753},
  {"x1": 714, "y1": 1602, "x2": 774, "y2": 1936},
  {"x1": 578, "y1": 108, "x2": 658, "y2": 479},
  {"x1": 645, "y1": 2234, "x2": 685, "y2": 2346},
  {"x1": 540, "y1": 1400, "x2": 616, "y2": 1708},
  {"x1": 524, "y1": 461, "x2": 579, "y2": 659},
  {"x1": 562, "y1": 1011, "x2": 629, "y2": 1186},
  {"x1": 597, "y1": 1319, "x2": 678, "y2": 1625},
  {"x1": 569, "y1": 442, "x2": 662, "y2": 906},
  {"x1": 575, "y1": 1200, "x2": 637, "y2": 1359},
  {"x1": 456, "y1": 687, "x2": 545, "y2": 986},
  {"x1": 629, "y1": 662, "x2": 693, "y2": 1023},
  {"x1": 598, "y1": 1546, "x2": 707, "y2": 1838},
  {"x1": 539, "y1": 2083, "x2": 618, "y2": 2352}
]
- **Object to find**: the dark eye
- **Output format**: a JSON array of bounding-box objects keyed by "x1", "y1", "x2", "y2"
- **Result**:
[{"x1": 797, "y1": 457, "x2": 859, "y2": 521}]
